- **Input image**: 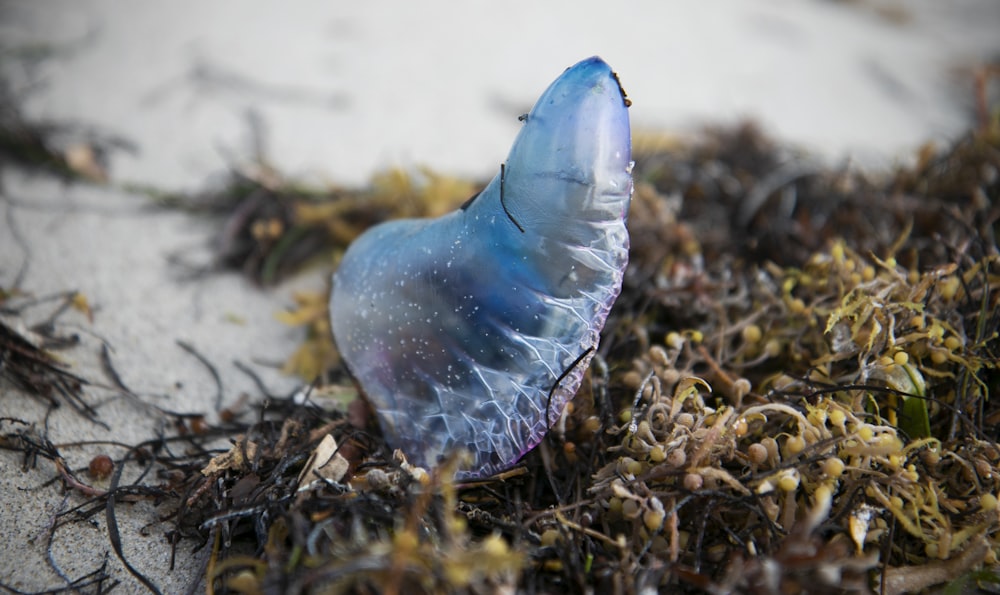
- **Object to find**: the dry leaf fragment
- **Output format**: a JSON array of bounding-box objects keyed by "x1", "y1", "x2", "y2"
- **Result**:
[
  {"x1": 201, "y1": 438, "x2": 258, "y2": 475},
  {"x1": 849, "y1": 505, "x2": 877, "y2": 555},
  {"x1": 70, "y1": 292, "x2": 93, "y2": 322},
  {"x1": 297, "y1": 434, "x2": 349, "y2": 487},
  {"x1": 64, "y1": 143, "x2": 107, "y2": 183}
]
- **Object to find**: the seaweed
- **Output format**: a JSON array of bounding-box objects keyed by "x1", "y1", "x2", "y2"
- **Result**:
[
  {"x1": 2, "y1": 72, "x2": 1000, "y2": 595},
  {"x1": 0, "y1": 78, "x2": 132, "y2": 183},
  {"x1": 137, "y1": 156, "x2": 477, "y2": 287},
  {"x1": 184, "y1": 116, "x2": 999, "y2": 593},
  {"x1": 0, "y1": 292, "x2": 103, "y2": 427}
]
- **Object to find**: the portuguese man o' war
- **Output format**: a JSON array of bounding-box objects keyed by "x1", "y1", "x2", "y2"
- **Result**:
[{"x1": 330, "y1": 56, "x2": 632, "y2": 479}]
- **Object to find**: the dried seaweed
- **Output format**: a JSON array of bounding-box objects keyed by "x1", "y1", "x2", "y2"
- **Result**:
[
  {"x1": 139, "y1": 160, "x2": 477, "y2": 287},
  {"x1": 0, "y1": 78, "x2": 132, "y2": 183},
  {"x1": 3, "y1": 86, "x2": 1000, "y2": 595},
  {"x1": 0, "y1": 559, "x2": 119, "y2": 594},
  {"x1": 173, "y1": 118, "x2": 996, "y2": 594},
  {"x1": 0, "y1": 293, "x2": 103, "y2": 426}
]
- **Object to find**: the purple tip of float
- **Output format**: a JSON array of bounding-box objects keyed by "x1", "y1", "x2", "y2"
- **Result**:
[{"x1": 330, "y1": 56, "x2": 632, "y2": 479}]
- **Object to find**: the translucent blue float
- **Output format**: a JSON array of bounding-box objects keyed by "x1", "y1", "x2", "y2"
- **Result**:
[{"x1": 331, "y1": 56, "x2": 632, "y2": 478}]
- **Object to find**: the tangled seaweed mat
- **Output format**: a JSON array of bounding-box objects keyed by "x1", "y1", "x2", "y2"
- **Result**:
[{"x1": 1, "y1": 119, "x2": 999, "y2": 594}]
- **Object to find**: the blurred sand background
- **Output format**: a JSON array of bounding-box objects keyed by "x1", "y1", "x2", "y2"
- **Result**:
[{"x1": 1, "y1": 0, "x2": 998, "y2": 591}]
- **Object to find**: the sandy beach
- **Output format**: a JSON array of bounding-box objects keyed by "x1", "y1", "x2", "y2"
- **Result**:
[{"x1": 1, "y1": 1, "x2": 998, "y2": 591}]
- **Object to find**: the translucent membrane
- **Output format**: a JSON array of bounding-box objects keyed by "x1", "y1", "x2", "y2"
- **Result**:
[{"x1": 331, "y1": 56, "x2": 632, "y2": 478}]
